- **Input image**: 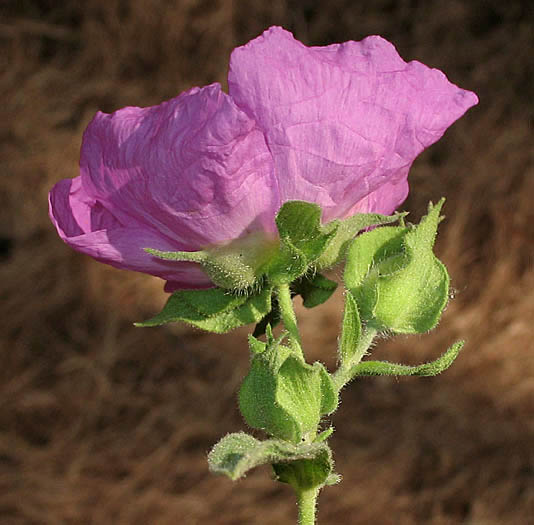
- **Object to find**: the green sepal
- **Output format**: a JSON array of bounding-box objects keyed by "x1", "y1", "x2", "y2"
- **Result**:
[
  {"x1": 135, "y1": 285, "x2": 272, "y2": 333},
  {"x1": 239, "y1": 336, "x2": 338, "y2": 443},
  {"x1": 351, "y1": 340, "x2": 463, "y2": 378},
  {"x1": 292, "y1": 273, "x2": 338, "y2": 309},
  {"x1": 315, "y1": 427, "x2": 334, "y2": 443},
  {"x1": 316, "y1": 211, "x2": 407, "y2": 270},
  {"x1": 145, "y1": 233, "x2": 279, "y2": 290},
  {"x1": 344, "y1": 199, "x2": 450, "y2": 334},
  {"x1": 272, "y1": 444, "x2": 334, "y2": 491},
  {"x1": 208, "y1": 432, "x2": 333, "y2": 486},
  {"x1": 253, "y1": 296, "x2": 281, "y2": 337},
  {"x1": 267, "y1": 201, "x2": 338, "y2": 284},
  {"x1": 344, "y1": 225, "x2": 408, "y2": 321},
  {"x1": 338, "y1": 290, "x2": 363, "y2": 368},
  {"x1": 254, "y1": 272, "x2": 338, "y2": 336},
  {"x1": 275, "y1": 201, "x2": 338, "y2": 263}
]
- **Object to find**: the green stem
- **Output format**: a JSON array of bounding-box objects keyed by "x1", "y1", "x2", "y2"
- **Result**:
[
  {"x1": 275, "y1": 283, "x2": 304, "y2": 359},
  {"x1": 296, "y1": 487, "x2": 319, "y2": 525},
  {"x1": 333, "y1": 327, "x2": 377, "y2": 391}
]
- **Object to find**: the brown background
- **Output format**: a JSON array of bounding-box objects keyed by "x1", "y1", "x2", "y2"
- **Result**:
[{"x1": 1, "y1": 1, "x2": 533, "y2": 523}]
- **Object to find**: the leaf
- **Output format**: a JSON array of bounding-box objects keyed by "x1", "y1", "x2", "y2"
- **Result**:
[
  {"x1": 292, "y1": 273, "x2": 338, "y2": 309},
  {"x1": 208, "y1": 432, "x2": 332, "y2": 485},
  {"x1": 135, "y1": 285, "x2": 273, "y2": 333},
  {"x1": 272, "y1": 446, "x2": 333, "y2": 491},
  {"x1": 338, "y1": 290, "x2": 362, "y2": 367},
  {"x1": 350, "y1": 341, "x2": 464, "y2": 377},
  {"x1": 253, "y1": 296, "x2": 281, "y2": 337}
]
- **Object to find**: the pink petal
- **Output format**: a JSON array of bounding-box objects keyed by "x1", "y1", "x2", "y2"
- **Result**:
[
  {"x1": 228, "y1": 27, "x2": 478, "y2": 221},
  {"x1": 49, "y1": 177, "x2": 213, "y2": 288},
  {"x1": 79, "y1": 83, "x2": 277, "y2": 247}
]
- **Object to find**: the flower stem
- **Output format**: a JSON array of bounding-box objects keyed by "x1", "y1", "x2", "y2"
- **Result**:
[
  {"x1": 275, "y1": 283, "x2": 304, "y2": 358},
  {"x1": 296, "y1": 487, "x2": 319, "y2": 525}
]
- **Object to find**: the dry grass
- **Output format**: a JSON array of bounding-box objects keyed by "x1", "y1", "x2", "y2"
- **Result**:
[{"x1": 1, "y1": 1, "x2": 533, "y2": 523}]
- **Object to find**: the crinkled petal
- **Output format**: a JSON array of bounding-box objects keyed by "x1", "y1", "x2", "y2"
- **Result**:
[
  {"x1": 349, "y1": 176, "x2": 410, "y2": 216},
  {"x1": 228, "y1": 27, "x2": 478, "y2": 220},
  {"x1": 79, "y1": 83, "x2": 277, "y2": 246},
  {"x1": 49, "y1": 177, "x2": 213, "y2": 288}
]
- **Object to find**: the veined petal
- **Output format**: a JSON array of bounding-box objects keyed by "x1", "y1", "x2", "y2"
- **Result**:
[
  {"x1": 79, "y1": 83, "x2": 277, "y2": 247},
  {"x1": 228, "y1": 27, "x2": 478, "y2": 221},
  {"x1": 49, "y1": 177, "x2": 213, "y2": 288}
]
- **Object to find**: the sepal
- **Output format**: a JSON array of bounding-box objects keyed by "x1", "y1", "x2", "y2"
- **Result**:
[
  {"x1": 338, "y1": 290, "x2": 363, "y2": 368},
  {"x1": 239, "y1": 335, "x2": 338, "y2": 443},
  {"x1": 292, "y1": 273, "x2": 338, "y2": 309},
  {"x1": 316, "y1": 211, "x2": 407, "y2": 270},
  {"x1": 344, "y1": 200, "x2": 449, "y2": 334},
  {"x1": 145, "y1": 232, "x2": 278, "y2": 290}
]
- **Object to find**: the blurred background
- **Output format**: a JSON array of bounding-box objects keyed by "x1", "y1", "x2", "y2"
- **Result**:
[{"x1": 1, "y1": 1, "x2": 533, "y2": 523}]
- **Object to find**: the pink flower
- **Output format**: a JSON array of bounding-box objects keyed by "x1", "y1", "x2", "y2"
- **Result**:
[{"x1": 49, "y1": 27, "x2": 478, "y2": 291}]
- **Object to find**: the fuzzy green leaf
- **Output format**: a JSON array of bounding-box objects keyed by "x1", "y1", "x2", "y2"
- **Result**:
[
  {"x1": 292, "y1": 273, "x2": 338, "y2": 309},
  {"x1": 135, "y1": 285, "x2": 272, "y2": 333},
  {"x1": 272, "y1": 445, "x2": 333, "y2": 491},
  {"x1": 351, "y1": 341, "x2": 464, "y2": 377},
  {"x1": 208, "y1": 432, "x2": 332, "y2": 484}
]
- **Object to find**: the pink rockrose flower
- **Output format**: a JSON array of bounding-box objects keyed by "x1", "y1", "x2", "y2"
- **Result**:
[{"x1": 49, "y1": 26, "x2": 478, "y2": 291}]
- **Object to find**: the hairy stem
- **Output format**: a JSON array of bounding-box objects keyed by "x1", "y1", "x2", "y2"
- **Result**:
[
  {"x1": 296, "y1": 487, "x2": 319, "y2": 525},
  {"x1": 275, "y1": 283, "x2": 304, "y2": 359}
]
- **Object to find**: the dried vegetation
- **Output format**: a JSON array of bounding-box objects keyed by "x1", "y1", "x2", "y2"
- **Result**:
[{"x1": 1, "y1": 1, "x2": 533, "y2": 523}]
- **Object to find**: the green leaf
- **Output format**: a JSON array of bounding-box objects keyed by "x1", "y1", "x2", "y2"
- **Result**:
[
  {"x1": 208, "y1": 432, "x2": 333, "y2": 484},
  {"x1": 338, "y1": 290, "x2": 362, "y2": 367},
  {"x1": 135, "y1": 285, "x2": 273, "y2": 333},
  {"x1": 276, "y1": 356, "x2": 324, "y2": 437},
  {"x1": 239, "y1": 337, "x2": 337, "y2": 443},
  {"x1": 316, "y1": 211, "x2": 407, "y2": 270},
  {"x1": 344, "y1": 200, "x2": 450, "y2": 334},
  {"x1": 272, "y1": 445, "x2": 333, "y2": 491},
  {"x1": 351, "y1": 341, "x2": 464, "y2": 377},
  {"x1": 292, "y1": 273, "x2": 338, "y2": 309},
  {"x1": 253, "y1": 296, "x2": 281, "y2": 337}
]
